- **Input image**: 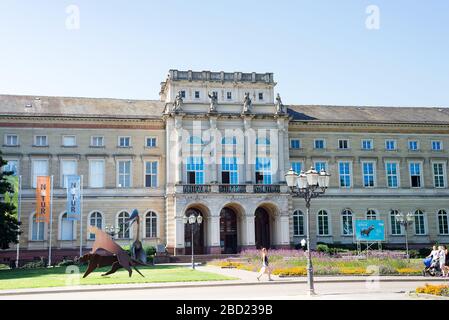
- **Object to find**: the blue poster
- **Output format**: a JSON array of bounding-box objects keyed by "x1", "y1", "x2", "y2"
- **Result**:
[
  {"x1": 66, "y1": 175, "x2": 81, "y2": 221},
  {"x1": 355, "y1": 220, "x2": 385, "y2": 241}
]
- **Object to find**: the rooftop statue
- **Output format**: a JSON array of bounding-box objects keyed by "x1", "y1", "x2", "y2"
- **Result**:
[
  {"x1": 173, "y1": 91, "x2": 183, "y2": 112},
  {"x1": 275, "y1": 93, "x2": 285, "y2": 114},
  {"x1": 208, "y1": 92, "x2": 218, "y2": 113},
  {"x1": 242, "y1": 92, "x2": 252, "y2": 114}
]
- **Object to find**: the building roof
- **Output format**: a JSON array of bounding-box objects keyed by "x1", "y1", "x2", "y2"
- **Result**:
[
  {"x1": 288, "y1": 105, "x2": 449, "y2": 124},
  {"x1": 0, "y1": 94, "x2": 165, "y2": 120}
]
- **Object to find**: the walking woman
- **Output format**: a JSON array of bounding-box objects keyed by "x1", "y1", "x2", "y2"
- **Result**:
[{"x1": 256, "y1": 248, "x2": 273, "y2": 281}]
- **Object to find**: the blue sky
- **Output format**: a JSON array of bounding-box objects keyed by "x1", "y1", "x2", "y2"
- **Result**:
[{"x1": 0, "y1": 0, "x2": 448, "y2": 107}]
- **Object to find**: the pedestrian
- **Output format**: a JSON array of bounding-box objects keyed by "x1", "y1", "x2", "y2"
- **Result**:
[
  {"x1": 427, "y1": 245, "x2": 439, "y2": 262},
  {"x1": 438, "y1": 245, "x2": 446, "y2": 277},
  {"x1": 256, "y1": 248, "x2": 273, "y2": 281}
]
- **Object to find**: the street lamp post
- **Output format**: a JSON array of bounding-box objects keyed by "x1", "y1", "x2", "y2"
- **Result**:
[
  {"x1": 285, "y1": 167, "x2": 330, "y2": 296},
  {"x1": 183, "y1": 213, "x2": 203, "y2": 270},
  {"x1": 105, "y1": 225, "x2": 120, "y2": 238},
  {"x1": 395, "y1": 212, "x2": 414, "y2": 262}
]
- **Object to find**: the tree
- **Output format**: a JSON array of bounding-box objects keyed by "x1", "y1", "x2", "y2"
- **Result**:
[{"x1": 0, "y1": 151, "x2": 21, "y2": 250}]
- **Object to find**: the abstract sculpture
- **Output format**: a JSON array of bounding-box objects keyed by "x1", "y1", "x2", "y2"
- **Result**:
[{"x1": 128, "y1": 209, "x2": 147, "y2": 264}]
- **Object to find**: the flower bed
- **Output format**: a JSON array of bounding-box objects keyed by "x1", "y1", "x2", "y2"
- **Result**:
[{"x1": 416, "y1": 284, "x2": 449, "y2": 296}]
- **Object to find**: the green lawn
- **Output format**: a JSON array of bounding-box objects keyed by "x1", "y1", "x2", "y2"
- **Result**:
[{"x1": 0, "y1": 265, "x2": 236, "y2": 290}]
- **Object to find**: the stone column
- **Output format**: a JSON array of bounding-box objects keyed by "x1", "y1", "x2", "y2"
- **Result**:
[
  {"x1": 241, "y1": 214, "x2": 256, "y2": 250},
  {"x1": 208, "y1": 215, "x2": 221, "y2": 254},
  {"x1": 243, "y1": 116, "x2": 254, "y2": 184},
  {"x1": 174, "y1": 116, "x2": 183, "y2": 184},
  {"x1": 209, "y1": 117, "x2": 218, "y2": 184},
  {"x1": 275, "y1": 214, "x2": 291, "y2": 248},
  {"x1": 174, "y1": 216, "x2": 185, "y2": 255},
  {"x1": 277, "y1": 118, "x2": 286, "y2": 183}
]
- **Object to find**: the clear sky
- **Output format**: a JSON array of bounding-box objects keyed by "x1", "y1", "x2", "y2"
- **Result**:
[{"x1": 0, "y1": 0, "x2": 448, "y2": 107}]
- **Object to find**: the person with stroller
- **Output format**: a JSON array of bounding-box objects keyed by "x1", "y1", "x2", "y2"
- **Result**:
[
  {"x1": 423, "y1": 245, "x2": 441, "y2": 276},
  {"x1": 427, "y1": 245, "x2": 439, "y2": 261}
]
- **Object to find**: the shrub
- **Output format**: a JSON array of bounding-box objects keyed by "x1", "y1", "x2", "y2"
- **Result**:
[
  {"x1": 0, "y1": 264, "x2": 10, "y2": 270},
  {"x1": 338, "y1": 267, "x2": 373, "y2": 275},
  {"x1": 57, "y1": 259, "x2": 79, "y2": 267},
  {"x1": 397, "y1": 268, "x2": 421, "y2": 275},
  {"x1": 408, "y1": 250, "x2": 419, "y2": 259},
  {"x1": 316, "y1": 244, "x2": 329, "y2": 254},
  {"x1": 21, "y1": 258, "x2": 46, "y2": 269},
  {"x1": 419, "y1": 248, "x2": 431, "y2": 258},
  {"x1": 416, "y1": 284, "x2": 449, "y2": 296},
  {"x1": 272, "y1": 267, "x2": 307, "y2": 276}
]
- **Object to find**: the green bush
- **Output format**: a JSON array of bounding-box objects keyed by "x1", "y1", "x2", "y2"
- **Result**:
[
  {"x1": 419, "y1": 248, "x2": 431, "y2": 258},
  {"x1": 21, "y1": 258, "x2": 46, "y2": 269},
  {"x1": 57, "y1": 259, "x2": 79, "y2": 267},
  {"x1": 316, "y1": 244, "x2": 329, "y2": 254},
  {"x1": 0, "y1": 264, "x2": 10, "y2": 270},
  {"x1": 408, "y1": 250, "x2": 419, "y2": 259}
]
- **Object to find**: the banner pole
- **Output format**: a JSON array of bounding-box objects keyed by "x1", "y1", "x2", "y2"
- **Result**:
[
  {"x1": 15, "y1": 175, "x2": 22, "y2": 268},
  {"x1": 48, "y1": 175, "x2": 54, "y2": 267},
  {"x1": 79, "y1": 175, "x2": 83, "y2": 258}
]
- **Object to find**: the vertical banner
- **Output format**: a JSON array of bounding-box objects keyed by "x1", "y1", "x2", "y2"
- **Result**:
[
  {"x1": 36, "y1": 176, "x2": 51, "y2": 223},
  {"x1": 66, "y1": 175, "x2": 81, "y2": 221},
  {"x1": 4, "y1": 175, "x2": 19, "y2": 216}
]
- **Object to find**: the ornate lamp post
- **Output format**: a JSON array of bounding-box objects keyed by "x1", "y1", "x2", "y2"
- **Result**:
[
  {"x1": 285, "y1": 167, "x2": 330, "y2": 296},
  {"x1": 395, "y1": 212, "x2": 414, "y2": 262},
  {"x1": 183, "y1": 213, "x2": 203, "y2": 270}
]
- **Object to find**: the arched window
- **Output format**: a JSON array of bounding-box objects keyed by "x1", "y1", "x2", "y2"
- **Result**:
[
  {"x1": 188, "y1": 136, "x2": 204, "y2": 145},
  {"x1": 60, "y1": 212, "x2": 75, "y2": 241},
  {"x1": 390, "y1": 210, "x2": 402, "y2": 235},
  {"x1": 341, "y1": 209, "x2": 353, "y2": 235},
  {"x1": 438, "y1": 210, "x2": 449, "y2": 235},
  {"x1": 366, "y1": 210, "x2": 377, "y2": 220},
  {"x1": 317, "y1": 210, "x2": 329, "y2": 236},
  {"x1": 89, "y1": 211, "x2": 103, "y2": 240},
  {"x1": 222, "y1": 137, "x2": 237, "y2": 145},
  {"x1": 31, "y1": 213, "x2": 45, "y2": 241},
  {"x1": 117, "y1": 211, "x2": 130, "y2": 239},
  {"x1": 256, "y1": 138, "x2": 270, "y2": 145},
  {"x1": 145, "y1": 211, "x2": 158, "y2": 238},
  {"x1": 414, "y1": 210, "x2": 426, "y2": 235},
  {"x1": 293, "y1": 210, "x2": 304, "y2": 236}
]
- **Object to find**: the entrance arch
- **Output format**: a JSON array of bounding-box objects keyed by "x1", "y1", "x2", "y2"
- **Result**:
[
  {"x1": 184, "y1": 208, "x2": 205, "y2": 255},
  {"x1": 255, "y1": 207, "x2": 270, "y2": 249},
  {"x1": 220, "y1": 207, "x2": 238, "y2": 254}
]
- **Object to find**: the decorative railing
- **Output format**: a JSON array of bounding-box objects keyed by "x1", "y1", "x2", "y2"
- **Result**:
[
  {"x1": 183, "y1": 185, "x2": 211, "y2": 194},
  {"x1": 219, "y1": 185, "x2": 247, "y2": 193},
  {"x1": 253, "y1": 185, "x2": 281, "y2": 193}
]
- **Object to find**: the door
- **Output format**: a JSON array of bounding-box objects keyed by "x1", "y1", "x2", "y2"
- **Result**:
[
  {"x1": 220, "y1": 208, "x2": 238, "y2": 254},
  {"x1": 255, "y1": 207, "x2": 270, "y2": 249},
  {"x1": 184, "y1": 209, "x2": 204, "y2": 255}
]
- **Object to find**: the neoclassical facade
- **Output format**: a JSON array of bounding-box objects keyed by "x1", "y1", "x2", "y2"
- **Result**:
[{"x1": 1, "y1": 69, "x2": 449, "y2": 262}]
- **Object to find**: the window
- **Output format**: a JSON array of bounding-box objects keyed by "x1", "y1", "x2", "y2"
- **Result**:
[
  {"x1": 338, "y1": 139, "x2": 349, "y2": 150},
  {"x1": 317, "y1": 210, "x2": 329, "y2": 236},
  {"x1": 2, "y1": 160, "x2": 18, "y2": 176},
  {"x1": 386, "y1": 162, "x2": 399, "y2": 188},
  {"x1": 188, "y1": 136, "x2": 204, "y2": 145},
  {"x1": 362, "y1": 162, "x2": 375, "y2": 188},
  {"x1": 145, "y1": 211, "x2": 157, "y2": 238},
  {"x1": 60, "y1": 212, "x2": 75, "y2": 241},
  {"x1": 61, "y1": 160, "x2": 77, "y2": 188},
  {"x1": 31, "y1": 213, "x2": 45, "y2": 241},
  {"x1": 314, "y1": 139, "x2": 325, "y2": 149},
  {"x1": 414, "y1": 210, "x2": 426, "y2": 235},
  {"x1": 255, "y1": 157, "x2": 272, "y2": 184},
  {"x1": 146, "y1": 137, "x2": 157, "y2": 148},
  {"x1": 117, "y1": 160, "x2": 131, "y2": 188},
  {"x1": 34, "y1": 135, "x2": 48, "y2": 146},
  {"x1": 385, "y1": 140, "x2": 396, "y2": 151},
  {"x1": 390, "y1": 210, "x2": 402, "y2": 235},
  {"x1": 366, "y1": 210, "x2": 377, "y2": 220},
  {"x1": 221, "y1": 157, "x2": 238, "y2": 184},
  {"x1": 32, "y1": 159, "x2": 49, "y2": 188},
  {"x1": 408, "y1": 140, "x2": 419, "y2": 151},
  {"x1": 226, "y1": 92, "x2": 232, "y2": 100},
  {"x1": 4, "y1": 134, "x2": 18, "y2": 146},
  {"x1": 91, "y1": 136, "x2": 104, "y2": 147},
  {"x1": 145, "y1": 161, "x2": 158, "y2": 188},
  {"x1": 89, "y1": 212, "x2": 103, "y2": 240},
  {"x1": 194, "y1": 91, "x2": 200, "y2": 99},
  {"x1": 438, "y1": 210, "x2": 449, "y2": 235},
  {"x1": 361, "y1": 139, "x2": 373, "y2": 150},
  {"x1": 180, "y1": 90, "x2": 186, "y2": 98},
  {"x1": 89, "y1": 160, "x2": 105, "y2": 188},
  {"x1": 62, "y1": 135, "x2": 76, "y2": 147},
  {"x1": 222, "y1": 137, "x2": 237, "y2": 145},
  {"x1": 258, "y1": 92, "x2": 264, "y2": 100},
  {"x1": 118, "y1": 136, "x2": 131, "y2": 147},
  {"x1": 186, "y1": 157, "x2": 204, "y2": 184},
  {"x1": 256, "y1": 138, "x2": 270, "y2": 145},
  {"x1": 291, "y1": 162, "x2": 302, "y2": 174},
  {"x1": 117, "y1": 211, "x2": 130, "y2": 239},
  {"x1": 290, "y1": 139, "x2": 301, "y2": 149},
  {"x1": 433, "y1": 163, "x2": 446, "y2": 188},
  {"x1": 339, "y1": 162, "x2": 351, "y2": 188},
  {"x1": 409, "y1": 162, "x2": 422, "y2": 188},
  {"x1": 314, "y1": 162, "x2": 327, "y2": 173},
  {"x1": 341, "y1": 209, "x2": 353, "y2": 235},
  {"x1": 293, "y1": 210, "x2": 304, "y2": 236},
  {"x1": 432, "y1": 140, "x2": 443, "y2": 151}
]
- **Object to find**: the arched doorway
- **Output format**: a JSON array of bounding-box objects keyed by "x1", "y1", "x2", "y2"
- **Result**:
[
  {"x1": 184, "y1": 208, "x2": 205, "y2": 255},
  {"x1": 220, "y1": 207, "x2": 238, "y2": 254},
  {"x1": 255, "y1": 207, "x2": 270, "y2": 249}
]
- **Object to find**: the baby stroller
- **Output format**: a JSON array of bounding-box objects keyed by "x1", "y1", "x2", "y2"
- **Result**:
[{"x1": 423, "y1": 257, "x2": 442, "y2": 277}]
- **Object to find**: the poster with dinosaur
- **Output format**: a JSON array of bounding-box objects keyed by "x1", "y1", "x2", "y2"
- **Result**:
[{"x1": 355, "y1": 220, "x2": 385, "y2": 241}]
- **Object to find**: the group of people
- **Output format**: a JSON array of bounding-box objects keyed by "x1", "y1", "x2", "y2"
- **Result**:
[{"x1": 427, "y1": 245, "x2": 449, "y2": 277}]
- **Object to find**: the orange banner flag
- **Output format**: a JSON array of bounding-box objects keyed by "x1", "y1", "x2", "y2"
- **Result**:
[{"x1": 36, "y1": 176, "x2": 51, "y2": 223}]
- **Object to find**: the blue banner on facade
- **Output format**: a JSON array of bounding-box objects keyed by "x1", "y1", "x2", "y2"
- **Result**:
[
  {"x1": 66, "y1": 175, "x2": 81, "y2": 221},
  {"x1": 355, "y1": 220, "x2": 385, "y2": 241}
]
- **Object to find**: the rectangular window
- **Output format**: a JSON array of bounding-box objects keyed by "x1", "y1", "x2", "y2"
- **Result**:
[
  {"x1": 409, "y1": 162, "x2": 422, "y2": 188},
  {"x1": 390, "y1": 213, "x2": 402, "y2": 235},
  {"x1": 290, "y1": 139, "x2": 301, "y2": 149},
  {"x1": 314, "y1": 162, "x2": 327, "y2": 173},
  {"x1": 61, "y1": 160, "x2": 77, "y2": 188},
  {"x1": 5, "y1": 134, "x2": 18, "y2": 146},
  {"x1": 118, "y1": 136, "x2": 131, "y2": 147},
  {"x1": 186, "y1": 157, "x2": 205, "y2": 184},
  {"x1": 32, "y1": 159, "x2": 49, "y2": 188},
  {"x1": 194, "y1": 91, "x2": 200, "y2": 99},
  {"x1": 361, "y1": 139, "x2": 373, "y2": 150},
  {"x1": 180, "y1": 90, "x2": 186, "y2": 98},
  {"x1": 34, "y1": 135, "x2": 48, "y2": 146},
  {"x1": 338, "y1": 162, "x2": 351, "y2": 188},
  {"x1": 415, "y1": 212, "x2": 426, "y2": 235},
  {"x1": 91, "y1": 136, "x2": 104, "y2": 147},
  {"x1": 227, "y1": 92, "x2": 232, "y2": 100},
  {"x1": 62, "y1": 135, "x2": 76, "y2": 147},
  {"x1": 145, "y1": 161, "x2": 158, "y2": 188},
  {"x1": 385, "y1": 140, "x2": 396, "y2": 151},
  {"x1": 2, "y1": 160, "x2": 18, "y2": 176},
  {"x1": 386, "y1": 162, "x2": 399, "y2": 188},
  {"x1": 433, "y1": 163, "x2": 446, "y2": 188},
  {"x1": 117, "y1": 160, "x2": 131, "y2": 188},
  {"x1": 408, "y1": 140, "x2": 419, "y2": 151},
  {"x1": 255, "y1": 157, "x2": 272, "y2": 185},
  {"x1": 258, "y1": 92, "x2": 264, "y2": 100},
  {"x1": 314, "y1": 139, "x2": 325, "y2": 149},
  {"x1": 291, "y1": 162, "x2": 302, "y2": 174},
  {"x1": 318, "y1": 212, "x2": 329, "y2": 236},
  {"x1": 432, "y1": 140, "x2": 443, "y2": 151},
  {"x1": 293, "y1": 212, "x2": 304, "y2": 236},
  {"x1": 89, "y1": 160, "x2": 105, "y2": 188},
  {"x1": 362, "y1": 162, "x2": 375, "y2": 188},
  {"x1": 221, "y1": 157, "x2": 238, "y2": 184},
  {"x1": 146, "y1": 137, "x2": 157, "y2": 148},
  {"x1": 338, "y1": 139, "x2": 349, "y2": 150}
]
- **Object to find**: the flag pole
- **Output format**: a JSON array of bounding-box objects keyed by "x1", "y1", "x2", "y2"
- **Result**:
[
  {"x1": 15, "y1": 175, "x2": 22, "y2": 269},
  {"x1": 79, "y1": 175, "x2": 83, "y2": 258},
  {"x1": 48, "y1": 175, "x2": 54, "y2": 267}
]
